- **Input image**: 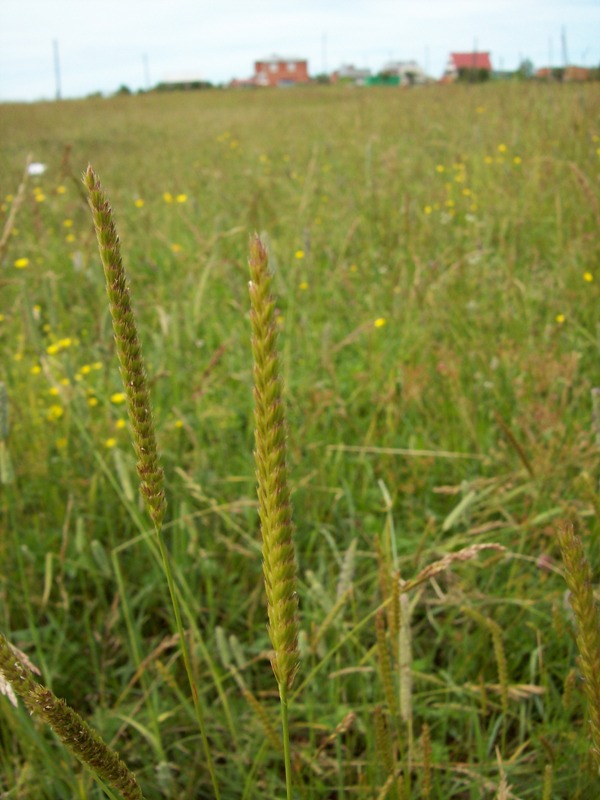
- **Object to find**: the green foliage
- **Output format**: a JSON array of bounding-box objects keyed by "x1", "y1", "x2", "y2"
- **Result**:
[{"x1": 0, "y1": 83, "x2": 599, "y2": 798}]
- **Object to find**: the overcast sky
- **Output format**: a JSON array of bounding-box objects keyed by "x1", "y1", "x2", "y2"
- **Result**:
[{"x1": 0, "y1": 0, "x2": 598, "y2": 101}]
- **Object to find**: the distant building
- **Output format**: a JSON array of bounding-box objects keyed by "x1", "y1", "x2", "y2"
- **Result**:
[
  {"x1": 381, "y1": 60, "x2": 428, "y2": 85},
  {"x1": 443, "y1": 52, "x2": 492, "y2": 82},
  {"x1": 536, "y1": 65, "x2": 593, "y2": 82},
  {"x1": 253, "y1": 55, "x2": 310, "y2": 87},
  {"x1": 158, "y1": 72, "x2": 210, "y2": 90},
  {"x1": 331, "y1": 64, "x2": 372, "y2": 85}
]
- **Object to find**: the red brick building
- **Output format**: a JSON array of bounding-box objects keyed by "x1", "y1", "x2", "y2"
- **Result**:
[
  {"x1": 443, "y1": 52, "x2": 492, "y2": 81},
  {"x1": 253, "y1": 55, "x2": 309, "y2": 87}
]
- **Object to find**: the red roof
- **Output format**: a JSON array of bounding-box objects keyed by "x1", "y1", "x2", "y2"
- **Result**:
[{"x1": 450, "y1": 52, "x2": 492, "y2": 71}]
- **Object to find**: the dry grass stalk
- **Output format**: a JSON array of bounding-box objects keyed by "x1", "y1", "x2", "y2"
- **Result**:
[
  {"x1": 398, "y1": 593, "x2": 413, "y2": 727},
  {"x1": 0, "y1": 154, "x2": 32, "y2": 262},
  {"x1": 420, "y1": 723, "x2": 432, "y2": 799},
  {"x1": 315, "y1": 711, "x2": 356, "y2": 758},
  {"x1": 403, "y1": 543, "x2": 505, "y2": 591}
]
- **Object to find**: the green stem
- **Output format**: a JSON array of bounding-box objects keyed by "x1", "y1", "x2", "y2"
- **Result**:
[
  {"x1": 279, "y1": 685, "x2": 294, "y2": 800},
  {"x1": 155, "y1": 527, "x2": 221, "y2": 800}
]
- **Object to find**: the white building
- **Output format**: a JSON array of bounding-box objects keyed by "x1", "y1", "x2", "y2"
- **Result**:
[{"x1": 381, "y1": 60, "x2": 428, "y2": 85}]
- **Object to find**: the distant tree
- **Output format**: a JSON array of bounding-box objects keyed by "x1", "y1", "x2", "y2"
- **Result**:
[
  {"x1": 457, "y1": 67, "x2": 490, "y2": 83},
  {"x1": 115, "y1": 84, "x2": 132, "y2": 96},
  {"x1": 516, "y1": 59, "x2": 534, "y2": 80}
]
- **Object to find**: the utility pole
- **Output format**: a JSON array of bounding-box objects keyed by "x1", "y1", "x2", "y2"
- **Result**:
[
  {"x1": 143, "y1": 53, "x2": 151, "y2": 90},
  {"x1": 53, "y1": 39, "x2": 61, "y2": 100},
  {"x1": 561, "y1": 26, "x2": 569, "y2": 67}
]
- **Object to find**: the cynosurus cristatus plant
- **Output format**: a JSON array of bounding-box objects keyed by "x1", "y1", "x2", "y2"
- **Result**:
[{"x1": 249, "y1": 234, "x2": 301, "y2": 800}]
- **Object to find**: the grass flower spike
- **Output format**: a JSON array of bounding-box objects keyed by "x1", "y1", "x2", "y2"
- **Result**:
[
  {"x1": 557, "y1": 522, "x2": 600, "y2": 769},
  {"x1": 249, "y1": 234, "x2": 300, "y2": 799},
  {"x1": 0, "y1": 634, "x2": 142, "y2": 800},
  {"x1": 249, "y1": 234, "x2": 300, "y2": 691},
  {"x1": 83, "y1": 166, "x2": 166, "y2": 528},
  {"x1": 84, "y1": 166, "x2": 220, "y2": 798}
]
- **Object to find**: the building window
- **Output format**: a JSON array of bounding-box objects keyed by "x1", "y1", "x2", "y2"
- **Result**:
[
  {"x1": 287, "y1": 62, "x2": 297, "y2": 72},
  {"x1": 269, "y1": 63, "x2": 278, "y2": 73}
]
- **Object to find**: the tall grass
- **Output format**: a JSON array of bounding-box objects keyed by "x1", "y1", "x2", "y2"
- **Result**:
[{"x1": 0, "y1": 82, "x2": 599, "y2": 797}]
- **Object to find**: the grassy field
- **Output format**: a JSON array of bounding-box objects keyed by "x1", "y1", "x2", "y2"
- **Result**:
[{"x1": 0, "y1": 82, "x2": 599, "y2": 799}]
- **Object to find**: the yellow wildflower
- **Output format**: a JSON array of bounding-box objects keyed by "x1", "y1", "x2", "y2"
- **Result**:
[
  {"x1": 374, "y1": 317, "x2": 386, "y2": 328},
  {"x1": 176, "y1": 193, "x2": 187, "y2": 203},
  {"x1": 63, "y1": 219, "x2": 74, "y2": 228},
  {"x1": 163, "y1": 192, "x2": 173, "y2": 203},
  {"x1": 556, "y1": 313, "x2": 565, "y2": 324},
  {"x1": 299, "y1": 281, "x2": 308, "y2": 290},
  {"x1": 583, "y1": 272, "x2": 594, "y2": 282},
  {"x1": 104, "y1": 438, "x2": 117, "y2": 449},
  {"x1": 14, "y1": 257, "x2": 29, "y2": 269},
  {"x1": 295, "y1": 249, "x2": 305, "y2": 259},
  {"x1": 47, "y1": 405, "x2": 64, "y2": 421},
  {"x1": 134, "y1": 198, "x2": 144, "y2": 208},
  {"x1": 110, "y1": 392, "x2": 126, "y2": 404},
  {"x1": 56, "y1": 185, "x2": 67, "y2": 195}
]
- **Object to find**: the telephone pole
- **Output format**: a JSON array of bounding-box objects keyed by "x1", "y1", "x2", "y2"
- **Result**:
[{"x1": 53, "y1": 39, "x2": 62, "y2": 100}]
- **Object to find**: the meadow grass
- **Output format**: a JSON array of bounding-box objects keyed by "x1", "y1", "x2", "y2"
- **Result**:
[{"x1": 0, "y1": 82, "x2": 599, "y2": 798}]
